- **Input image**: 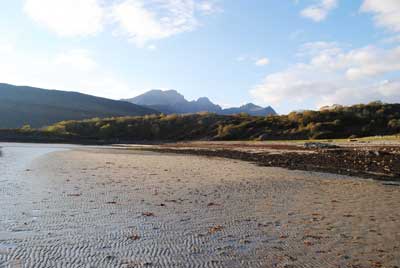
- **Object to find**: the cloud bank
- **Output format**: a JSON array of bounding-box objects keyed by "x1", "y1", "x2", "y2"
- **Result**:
[
  {"x1": 251, "y1": 42, "x2": 400, "y2": 109},
  {"x1": 361, "y1": 0, "x2": 400, "y2": 32}
]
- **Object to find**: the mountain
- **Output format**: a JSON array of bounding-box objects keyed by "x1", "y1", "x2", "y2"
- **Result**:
[
  {"x1": 130, "y1": 89, "x2": 187, "y2": 106},
  {"x1": 126, "y1": 90, "x2": 221, "y2": 114},
  {"x1": 0, "y1": 83, "x2": 157, "y2": 128},
  {"x1": 125, "y1": 89, "x2": 276, "y2": 116},
  {"x1": 221, "y1": 103, "x2": 276, "y2": 116}
]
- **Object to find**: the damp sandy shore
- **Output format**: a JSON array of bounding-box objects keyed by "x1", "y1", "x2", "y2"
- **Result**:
[{"x1": 1, "y1": 146, "x2": 400, "y2": 268}]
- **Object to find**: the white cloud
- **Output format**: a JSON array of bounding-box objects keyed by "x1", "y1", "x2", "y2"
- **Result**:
[
  {"x1": 24, "y1": 0, "x2": 104, "y2": 37},
  {"x1": 23, "y1": 0, "x2": 218, "y2": 46},
  {"x1": 319, "y1": 80, "x2": 400, "y2": 106},
  {"x1": 255, "y1": 57, "x2": 270, "y2": 66},
  {"x1": 251, "y1": 42, "x2": 400, "y2": 110},
  {"x1": 382, "y1": 34, "x2": 400, "y2": 44},
  {"x1": 361, "y1": 0, "x2": 400, "y2": 32},
  {"x1": 301, "y1": 0, "x2": 338, "y2": 22},
  {"x1": 297, "y1": 41, "x2": 342, "y2": 58},
  {"x1": 196, "y1": 1, "x2": 221, "y2": 15},
  {"x1": 345, "y1": 47, "x2": 400, "y2": 80},
  {"x1": 111, "y1": 0, "x2": 216, "y2": 46}
]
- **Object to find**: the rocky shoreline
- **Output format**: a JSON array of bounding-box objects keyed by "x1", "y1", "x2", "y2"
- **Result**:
[{"x1": 139, "y1": 142, "x2": 400, "y2": 182}]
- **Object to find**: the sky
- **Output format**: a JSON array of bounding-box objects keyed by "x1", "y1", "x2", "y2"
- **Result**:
[{"x1": 0, "y1": 0, "x2": 400, "y2": 114}]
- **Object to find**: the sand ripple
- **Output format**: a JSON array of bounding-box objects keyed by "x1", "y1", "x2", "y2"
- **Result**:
[{"x1": 0, "y1": 148, "x2": 399, "y2": 267}]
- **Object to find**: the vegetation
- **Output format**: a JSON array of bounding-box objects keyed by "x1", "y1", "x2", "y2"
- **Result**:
[{"x1": 1, "y1": 102, "x2": 399, "y2": 143}]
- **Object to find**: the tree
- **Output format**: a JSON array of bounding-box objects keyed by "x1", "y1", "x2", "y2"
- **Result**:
[
  {"x1": 99, "y1": 124, "x2": 113, "y2": 139},
  {"x1": 21, "y1": 124, "x2": 32, "y2": 131},
  {"x1": 388, "y1": 119, "x2": 400, "y2": 131}
]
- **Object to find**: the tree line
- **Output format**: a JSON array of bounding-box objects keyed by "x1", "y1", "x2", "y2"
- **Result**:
[{"x1": 2, "y1": 101, "x2": 400, "y2": 143}]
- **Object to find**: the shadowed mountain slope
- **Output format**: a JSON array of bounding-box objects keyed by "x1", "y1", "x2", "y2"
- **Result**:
[{"x1": 0, "y1": 83, "x2": 157, "y2": 128}]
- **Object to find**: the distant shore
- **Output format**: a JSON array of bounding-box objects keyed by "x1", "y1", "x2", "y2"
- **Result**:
[{"x1": 130, "y1": 140, "x2": 400, "y2": 182}]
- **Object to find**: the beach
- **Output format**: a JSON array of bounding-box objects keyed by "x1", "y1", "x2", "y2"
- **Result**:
[{"x1": 0, "y1": 143, "x2": 399, "y2": 267}]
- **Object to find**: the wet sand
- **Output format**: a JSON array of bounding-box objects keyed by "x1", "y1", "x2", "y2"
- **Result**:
[
  {"x1": 1, "y1": 146, "x2": 400, "y2": 267},
  {"x1": 138, "y1": 141, "x2": 400, "y2": 181}
]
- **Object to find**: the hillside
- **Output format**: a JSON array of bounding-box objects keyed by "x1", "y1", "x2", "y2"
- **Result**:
[
  {"x1": 4, "y1": 101, "x2": 399, "y2": 144},
  {"x1": 125, "y1": 89, "x2": 276, "y2": 116},
  {"x1": 0, "y1": 83, "x2": 157, "y2": 128}
]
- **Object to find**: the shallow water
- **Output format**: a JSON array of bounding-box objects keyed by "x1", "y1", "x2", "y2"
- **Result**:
[
  {"x1": 0, "y1": 142, "x2": 71, "y2": 168},
  {"x1": 0, "y1": 144, "x2": 70, "y2": 266},
  {"x1": 0, "y1": 143, "x2": 72, "y2": 203}
]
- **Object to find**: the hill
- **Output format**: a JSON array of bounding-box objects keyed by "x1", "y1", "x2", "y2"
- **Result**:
[
  {"x1": 124, "y1": 89, "x2": 276, "y2": 116},
  {"x1": 3, "y1": 101, "x2": 398, "y2": 144},
  {"x1": 0, "y1": 83, "x2": 157, "y2": 128}
]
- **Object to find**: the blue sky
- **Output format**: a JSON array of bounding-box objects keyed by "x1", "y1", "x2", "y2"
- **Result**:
[{"x1": 0, "y1": 0, "x2": 400, "y2": 113}]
